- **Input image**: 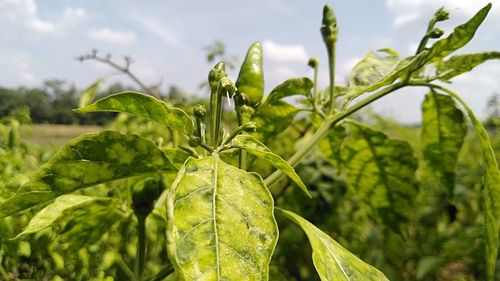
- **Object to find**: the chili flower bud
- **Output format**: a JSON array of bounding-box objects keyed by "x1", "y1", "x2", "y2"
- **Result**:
[
  {"x1": 193, "y1": 104, "x2": 207, "y2": 119},
  {"x1": 242, "y1": 122, "x2": 257, "y2": 133},
  {"x1": 308, "y1": 57, "x2": 319, "y2": 69},
  {"x1": 188, "y1": 136, "x2": 201, "y2": 147},
  {"x1": 434, "y1": 7, "x2": 449, "y2": 22},
  {"x1": 208, "y1": 62, "x2": 227, "y2": 92},
  {"x1": 321, "y1": 5, "x2": 338, "y2": 46},
  {"x1": 427, "y1": 27, "x2": 444, "y2": 39}
]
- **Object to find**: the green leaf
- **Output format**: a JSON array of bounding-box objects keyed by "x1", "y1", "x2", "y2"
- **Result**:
[
  {"x1": 349, "y1": 51, "x2": 400, "y2": 88},
  {"x1": 416, "y1": 256, "x2": 443, "y2": 280},
  {"x1": 313, "y1": 114, "x2": 346, "y2": 170},
  {"x1": 252, "y1": 100, "x2": 299, "y2": 142},
  {"x1": 342, "y1": 123, "x2": 419, "y2": 228},
  {"x1": 57, "y1": 199, "x2": 124, "y2": 249},
  {"x1": 265, "y1": 78, "x2": 313, "y2": 105},
  {"x1": 426, "y1": 4, "x2": 492, "y2": 60},
  {"x1": 0, "y1": 130, "x2": 175, "y2": 219},
  {"x1": 276, "y1": 208, "x2": 389, "y2": 281},
  {"x1": 346, "y1": 51, "x2": 428, "y2": 99},
  {"x1": 445, "y1": 92, "x2": 500, "y2": 281},
  {"x1": 14, "y1": 195, "x2": 116, "y2": 239},
  {"x1": 229, "y1": 134, "x2": 310, "y2": 197},
  {"x1": 421, "y1": 91, "x2": 467, "y2": 196},
  {"x1": 436, "y1": 51, "x2": 500, "y2": 81},
  {"x1": 79, "y1": 78, "x2": 105, "y2": 108},
  {"x1": 162, "y1": 148, "x2": 192, "y2": 169},
  {"x1": 76, "y1": 91, "x2": 193, "y2": 135},
  {"x1": 166, "y1": 155, "x2": 278, "y2": 280}
]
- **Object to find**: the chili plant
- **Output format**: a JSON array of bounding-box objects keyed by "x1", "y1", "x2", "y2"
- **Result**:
[{"x1": 1, "y1": 3, "x2": 499, "y2": 281}]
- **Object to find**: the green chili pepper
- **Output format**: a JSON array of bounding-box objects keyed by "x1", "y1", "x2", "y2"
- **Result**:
[{"x1": 235, "y1": 42, "x2": 264, "y2": 107}]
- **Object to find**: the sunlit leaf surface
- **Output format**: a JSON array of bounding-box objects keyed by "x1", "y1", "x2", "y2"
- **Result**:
[
  {"x1": 0, "y1": 131, "x2": 175, "y2": 218},
  {"x1": 230, "y1": 134, "x2": 310, "y2": 196},
  {"x1": 76, "y1": 91, "x2": 193, "y2": 134},
  {"x1": 421, "y1": 91, "x2": 467, "y2": 196},
  {"x1": 277, "y1": 208, "x2": 390, "y2": 281},
  {"x1": 342, "y1": 123, "x2": 419, "y2": 228},
  {"x1": 166, "y1": 155, "x2": 278, "y2": 280}
]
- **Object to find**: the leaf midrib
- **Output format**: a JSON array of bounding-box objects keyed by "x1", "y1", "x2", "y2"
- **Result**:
[{"x1": 212, "y1": 154, "x2": 221, "y2": 279}]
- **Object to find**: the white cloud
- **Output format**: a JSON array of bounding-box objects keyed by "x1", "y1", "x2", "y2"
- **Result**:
[
  {"x1": 61, "y1": 7, "x2": 88, "y2": 24},
  {"x1": 0, "y1": 0, "x2": 54, "y2": 33},
  {"x1": 394, "y1": 12, "x2": 419, "y2": 27},
  {"x1": 0, "y1": 0, "x2": 87, "y2": 35},
  {"x1": 272, "y1": 67, "x2": 298, "y2": 77},
  {"x1": 88, "y1": 28, "x2": 137, "y2": 45},
  {"x1": 27, "y1": 18, "x2": 55, "y2": 33},
  {"x1": 262, "y1": 40, "x2": 309, "y2": 63},
  {"x1": 134, "y1": 17, "x2": 180, "y2": 46},
  {"x1": 406, "y1": 42, "x2": 418, "y2": 54},
  {"x1": 386, "y1": 0, "x2": 499, "y2": 28},
  {"x1": 0, "y1": 54, "x2": 38, "y2": 84}
]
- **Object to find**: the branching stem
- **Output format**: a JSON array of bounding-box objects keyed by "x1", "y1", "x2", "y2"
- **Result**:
[
  {"x1": 264, "y1": 82, "x2": 404, "y2": 188},
  {"x1": 78, "y1": 51, "x2": 159, "y2": 98}
]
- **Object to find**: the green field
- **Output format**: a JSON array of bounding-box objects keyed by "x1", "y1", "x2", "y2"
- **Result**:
[{"x1": 21, "y1": 124, "x2": 102, "y2": 146}]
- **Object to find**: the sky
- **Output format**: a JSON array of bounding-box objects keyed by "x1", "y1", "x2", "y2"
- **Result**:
[{"x1": 1, "y1": 0, "x2": 499, "y2": 123}]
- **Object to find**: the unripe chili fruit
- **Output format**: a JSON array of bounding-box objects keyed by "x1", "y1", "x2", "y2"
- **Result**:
[{"x1": 235, "y1": 42, "x2": 264, "y2": 107}]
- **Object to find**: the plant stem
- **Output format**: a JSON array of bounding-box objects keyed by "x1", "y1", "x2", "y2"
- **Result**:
[
  {"x1": 114, "y1": 250, "x2": 134, "y2": 279},
  {"x1": 264, "y1": 82, "x2": 405, "y2": 188},
  {"x1": 327, "y1": 44, "x2": 336, "y2": 114},
  {"x1": 135, "y1": 216, "x2": 146, "y2": 281},
  {"x1": 145, "y1": 264, "x2": 174, "y2": 281},
  {"x1": 0, "y1": 257, "x2": 8, "y2": 280},
  {"x1": 239, "y1": 149, "x2": 247, "y2": 170},
  {"x1": 199, "y1": 141, "x2": 214, "y2": 153},
  {"x1": 210, "y1": 84, "x2": 224, "y2": 148},
  {"x1": 86, "y1": 55, "x2": 159, "y2": 98},
  {"x1": 310, "y1": 61, "x2": 324, "y2": 117}
]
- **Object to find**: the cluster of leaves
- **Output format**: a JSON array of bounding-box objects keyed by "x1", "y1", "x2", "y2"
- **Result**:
[{"x1": 0, "y1": 3, "x2": 500, "y2": 281}]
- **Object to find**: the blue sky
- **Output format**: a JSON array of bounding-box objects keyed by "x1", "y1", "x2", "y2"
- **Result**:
[{"x1": 1, "y1": 0, "x2": 499, "y2": 123}]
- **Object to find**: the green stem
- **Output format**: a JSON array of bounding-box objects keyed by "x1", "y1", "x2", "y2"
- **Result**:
[
  {"x1": 0, "y1": 254, "x2": 8, "y2": 280},
  {"x1": 311, "y1": 63, "x2": 324, "y2": 117},
  {"x1": 145, "y1": 264, "x2": 174, "y2": 281},
  {"x1": 210, "y1": 84, "x2": 224, "y2": 149},
  {"x1": 264, "y1": 82, "x2": 405, "y2": 188},
  {"x1": 416, "y1": 17, "x2": 438, "y2": 54},
  {"x1": 199, "y1": 141, "x2": 214, "y2": 153},
  {"x1": 135, "y1": 216, "x2": 146, "y2": 281},
  {"x1": 195, "y1": 118, "x2": 203, "y2": 139},
  {"x1": 327, "y1": 44, "x2": 336, "y2": 114},
  {"x1": 115, "y1": 250, "x2": 134, "y2": 279}
]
